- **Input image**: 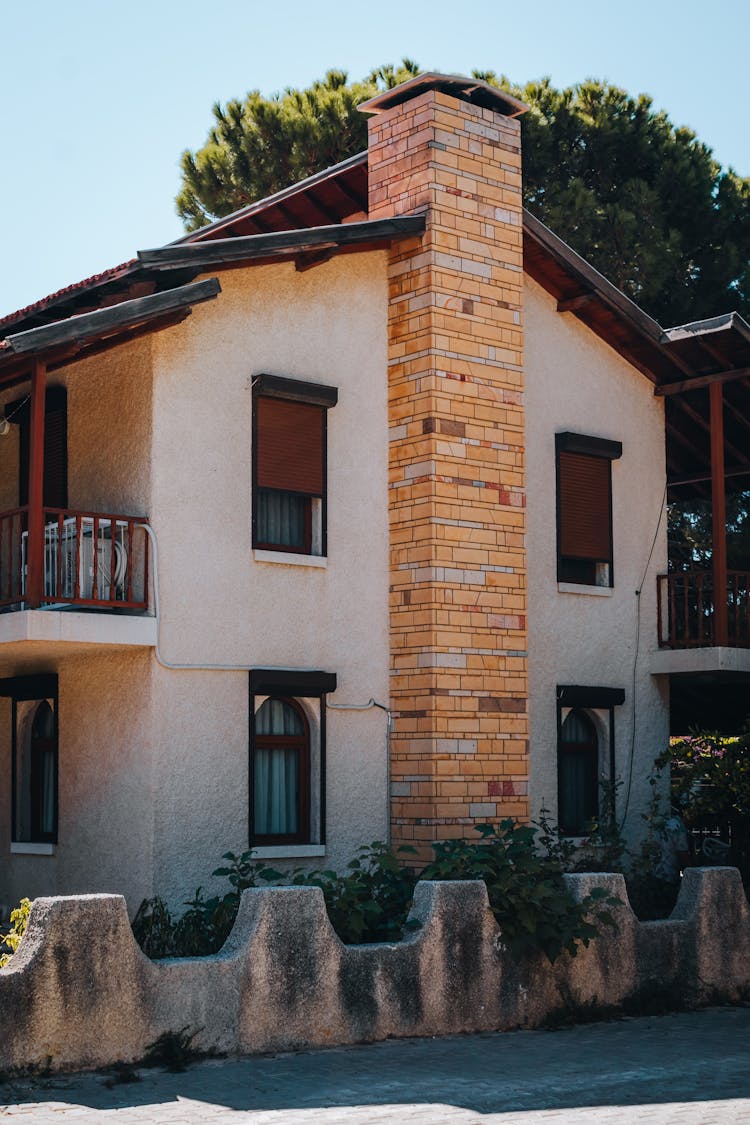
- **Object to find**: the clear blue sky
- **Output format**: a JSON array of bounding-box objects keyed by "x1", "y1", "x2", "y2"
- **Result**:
[{"x1": 1, "y1": 0, "x2": 747, "y2": 319}]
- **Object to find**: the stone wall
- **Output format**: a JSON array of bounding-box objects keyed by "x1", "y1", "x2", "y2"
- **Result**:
[
  {"x1": 367, "y1": 84, "x2": 529, "y2": 857},
  {"x1": 0, "y1": 868, "x2": 748, "y2": 1076}
]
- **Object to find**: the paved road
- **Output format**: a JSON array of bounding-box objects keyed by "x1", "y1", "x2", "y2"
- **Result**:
[{"x1": 1, "y1": 1007, "x2": 749, "y2": 1123}]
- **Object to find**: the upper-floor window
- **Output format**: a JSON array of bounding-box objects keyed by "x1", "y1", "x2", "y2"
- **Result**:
[
  {"x1": 555, "y1": 432, "x2": 622, "y2": 587},
  {"x1": 252, "y1": 375, "x2": 338, "y2": 557}
]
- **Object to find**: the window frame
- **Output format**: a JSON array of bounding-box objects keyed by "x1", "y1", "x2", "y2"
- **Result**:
[
  {"x1": 1, "y1": 674, "x2": 59, "y2": 845},
  {"x1": 248, "y1": 668, "x2": 336, "y2": 849},
  {"x1": 556, "y1": 684, "x2": 624, "y2": 838},
  {"x1": 252, "y1": 696, "x2": 311, "y2": 846},
  {"x1": 555, "y1": 432, "x2": 622, "y2": 588},
  {"x1": 252, "y1": 375, "x2": 337, "y2": 558}
]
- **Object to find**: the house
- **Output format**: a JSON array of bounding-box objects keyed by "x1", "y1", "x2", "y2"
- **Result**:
[{"x1": 0, "y1": 73, "x2": 747, "y2": 912}]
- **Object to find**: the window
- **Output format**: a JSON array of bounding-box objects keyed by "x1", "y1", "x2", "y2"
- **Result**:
[
  {"x1": 558, "y1": 709, "x2": 599, "y2": 836},
  {"x1": 555, "y1": 432, "x2": 622, "y2": 586},
  {"x1": 556, "y1": 685, "x2": 624, "y2": 837},
  {"x1": 253, "y1": 375, "x2": 338, "y2": 556},
  {"x1": 0, "y1": 675, "x2": 58, "y2": 844},
  {"x1": 249, "y1": 668, "x2": 336, "y2": 847}
]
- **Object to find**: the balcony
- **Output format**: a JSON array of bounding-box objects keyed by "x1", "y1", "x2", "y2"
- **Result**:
[
  {"x1": 657, "y1": 570, "x2": 750, "y2": 650},
  {"x1": 0, "y1": 507, "x2": 154, "y2": 653},
  {"x1": 0, "y1": 508, "x2": 149, "y2": 612}
]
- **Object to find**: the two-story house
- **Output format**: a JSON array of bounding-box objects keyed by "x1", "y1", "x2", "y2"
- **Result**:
[{"x1": 0, "y1": 73, "x2": 747, "y2": 911}]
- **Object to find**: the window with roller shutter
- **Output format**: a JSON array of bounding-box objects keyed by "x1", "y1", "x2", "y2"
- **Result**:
[
  {"x1": 555, "y1": 432, "x2": 622, "y2": 586},
  {"x1": 16, "y1": 386, "x2": 68, "y2": 510},
  {"x1": 252, "y1": 375, "x2": 337, "y2": 556}
]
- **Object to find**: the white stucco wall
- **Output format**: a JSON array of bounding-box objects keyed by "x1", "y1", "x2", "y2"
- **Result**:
[
  {"x1": 0, "y1": 252, "x2": 389, "y2": 912},
  {"x1": 0, "y1": 649, "x2": 155, "y2": 912},
  {"x1": 144, "y1": 251, "x2": 390, "y2": 896},
  {"x1": 525, "y1": 276, "x2": 669, "y2": 841}
]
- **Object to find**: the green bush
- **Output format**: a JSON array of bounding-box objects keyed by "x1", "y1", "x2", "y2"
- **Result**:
[
  {"x1": 657, "y1": 731, "x2": 750, "y2": 890},
  {"x1": 132, "y1": 825, "x2": 616, "y2": 963},
  {"x1": 422, "y1": 821, "x2": 617, "y2": 963},
  {"x1": 0, "y1": 898, "x2": 32, "y2": 968}
]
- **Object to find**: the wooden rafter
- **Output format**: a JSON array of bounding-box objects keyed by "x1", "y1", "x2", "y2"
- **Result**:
[{"x1": 655, "y1": 365, "x2": 750, "y2": 396}]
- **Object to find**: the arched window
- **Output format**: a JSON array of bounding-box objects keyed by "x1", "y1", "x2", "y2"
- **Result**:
[
  {"x1": 558, "y1": 709, "x2": 599, "y2": 836},
  {"x1": 253, "y1": 698, "x2": 310, "y2": 844}
]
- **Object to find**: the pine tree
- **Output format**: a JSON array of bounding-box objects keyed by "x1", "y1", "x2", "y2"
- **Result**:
[{"x1": 176, "y1": 65, "x2": 750, "y2": 328}]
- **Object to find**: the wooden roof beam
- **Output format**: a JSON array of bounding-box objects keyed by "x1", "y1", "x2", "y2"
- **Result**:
[
  {"x1": 672, "y1": 396, "x2": 749, "y2": 467},
  {"x1": 655, "y1": 365, "x2": 750, "y2": 396},
  {"x1": 137, "y1": 216, "x2": 426, "y2": 271},
  {"x1": 2, "y1": 278, "x2": 221, "y2": 357}
]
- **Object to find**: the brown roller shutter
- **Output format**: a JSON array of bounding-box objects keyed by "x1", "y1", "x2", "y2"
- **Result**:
[
  {"x1": 19, "y1": 387, "x2": 68, "y2": 509},
  {"x1": 558, "y1": 451, "x2": 610, "y2": 560},
  {"x1": 256, "y1": 397, "x2": 324, "y2": 496}
]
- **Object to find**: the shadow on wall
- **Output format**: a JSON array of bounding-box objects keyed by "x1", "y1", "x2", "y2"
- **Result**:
[{"x1": 0, "y1": 868, "x2": 748, "y2": 1077}]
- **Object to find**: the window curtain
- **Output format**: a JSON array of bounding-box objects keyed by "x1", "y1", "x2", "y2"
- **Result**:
[
  {"x1": 254, "y1": 747, "x2": 299, "y2": 835},
  {"x1": 254, "y1": 699, "x2": 305, "y2": 837},
  {"x1": 257, "y1": 490, "x2": 306, "y2": 550}
]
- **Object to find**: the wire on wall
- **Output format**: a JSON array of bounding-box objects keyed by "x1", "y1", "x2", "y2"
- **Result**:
[{"x1": 618, "y1": 481, "x2": 668, "y2": 832}]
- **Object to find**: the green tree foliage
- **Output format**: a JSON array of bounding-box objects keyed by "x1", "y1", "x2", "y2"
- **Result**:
[
  {"x1": 668, "y1": 491, "x2": 750, "y2": 572},
  {"x1": 177, "y1": 64, "x2": 749, "y2": 327},
  {"x1": 176, "y1": 61, "x2": 420, "y2": 232}
]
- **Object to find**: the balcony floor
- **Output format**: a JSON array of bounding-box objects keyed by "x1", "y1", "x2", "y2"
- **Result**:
[
  {"x1": 650, "y1": 645, "x2": 750, "y2": 677},
  {"x1": 0, "y1": 608, "x2": 156, "y2": 656}
]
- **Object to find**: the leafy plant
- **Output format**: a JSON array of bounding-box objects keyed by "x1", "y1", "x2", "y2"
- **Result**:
[
  {"x1": 422, "y1": 821, "x2": 618, "y2": 963},
  {"x1": 657, "y1": 731, "x2": 750, "y2": 889},
  {"x1": 286, "y1": 842, "x2": 418, "y2": 945},
  {"x1": 0, "y1": 898, "x2": 32, "y2": 968}
]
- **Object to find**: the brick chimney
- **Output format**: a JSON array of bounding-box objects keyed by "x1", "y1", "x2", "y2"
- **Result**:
[{"x1": 359, "y1": 74, "x2": 529, "y2": 857}]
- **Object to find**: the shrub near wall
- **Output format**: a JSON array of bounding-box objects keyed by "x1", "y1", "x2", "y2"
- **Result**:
[{"x1": 131, "y1": 824, "x2": 617, "y2": 961}]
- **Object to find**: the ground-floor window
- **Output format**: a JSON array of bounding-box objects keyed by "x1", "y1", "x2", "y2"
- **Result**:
[
  {"x1": 253, "y1": 697, "x2": 310, "y2": 844},
  {"x1": 248, "y1": 669, "x2": 336, "y2": 848},
  {"x1": 558, "y1": 708, "x2": 599, "y2": 835},
  {"x1": 0, "y1": 674, "x2": 58, "y2": 844},
  {"x1": 556, "y1": 685, "x2": 625, "y2": 837}
]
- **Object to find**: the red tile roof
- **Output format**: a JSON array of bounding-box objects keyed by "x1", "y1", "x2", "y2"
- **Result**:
[{"x1": 0, "y1": 260, "x2": 136, "y2": 334}]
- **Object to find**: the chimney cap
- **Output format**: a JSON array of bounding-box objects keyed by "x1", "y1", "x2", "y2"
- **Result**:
[{"x1": 358, "y1": 72, "x2": 528, "y2": 118}]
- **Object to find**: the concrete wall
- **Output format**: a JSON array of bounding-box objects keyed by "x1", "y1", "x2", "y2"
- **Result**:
[
  {"x1": 0, "y1": 252, "x2": 389, "y2": 910},
  {"x1": 524, "y1": 277, "x2": 669, "y2": 838},
  {"x1": 146, "y1": 252, "x2": 390, "y2": 884},
  {"x1": 0, "y1": 650, "x2": 155, "y2": 911},
  {"x1": 0, "y1": 867, "x2": 747, "y2": 1075}
]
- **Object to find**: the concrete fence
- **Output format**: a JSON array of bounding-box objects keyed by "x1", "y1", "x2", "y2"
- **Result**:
[{"x1": 1, "y1": 868, "x2": 749, "y2": 1076}]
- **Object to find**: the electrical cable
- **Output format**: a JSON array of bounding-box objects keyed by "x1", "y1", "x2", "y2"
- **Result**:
[
  {"x1": 618, "y1": 480, "x2": 668, "y2": 832},
  {"x1": 136, "y1": 524, "x2": 391, "y2": 713}
]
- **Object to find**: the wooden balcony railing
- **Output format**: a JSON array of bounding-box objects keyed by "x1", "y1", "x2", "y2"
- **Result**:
[
  {"x1": 657, "y1": 570, "x2": 750, "y2": 649},
  {"x1": 0, "y1": 508, "x2": 149, "y2": 612}
]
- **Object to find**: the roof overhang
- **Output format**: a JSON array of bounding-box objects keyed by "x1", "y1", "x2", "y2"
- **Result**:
[
  {"x1": 137, "y1": 215, "x2": 425, "y2": 271},
  {"x1": 0, "y1": 278, "x2": 221, "y2": 387}
]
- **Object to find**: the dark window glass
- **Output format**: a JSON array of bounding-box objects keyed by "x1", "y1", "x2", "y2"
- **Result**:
[
  {"x1": 558, "y1": 709, "x2": 599, "y2": 836},
  {"x1": 14, "y1": 695, "x2": 58, "y2": 843}
]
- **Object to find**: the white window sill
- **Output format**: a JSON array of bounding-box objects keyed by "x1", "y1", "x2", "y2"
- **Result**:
[
  {"x1": 10, "y1": 842, "x2": 55, "y2": 856},
  {"x1": 253, "y1": 550, "x2": 328, "y2": 569},
  {"x1": 251, "y1": 844, "x2": 326, "y2": 859},
  {"x1": 558, "y1": 582, "x2": 613, "y2": 597}
]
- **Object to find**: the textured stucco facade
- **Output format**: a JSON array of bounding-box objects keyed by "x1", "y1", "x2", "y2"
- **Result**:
[
  {"x1": 0, "y1": 252, "x2": 391, "y2": 912},
  {"x1": 525, "y1": 276, "x2": 669, "y2": 834}
]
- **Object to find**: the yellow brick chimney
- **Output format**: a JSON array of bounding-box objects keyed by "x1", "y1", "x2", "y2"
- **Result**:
[{"x1": 359, "y1": 74, "x2": 529, "y2": 857}]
